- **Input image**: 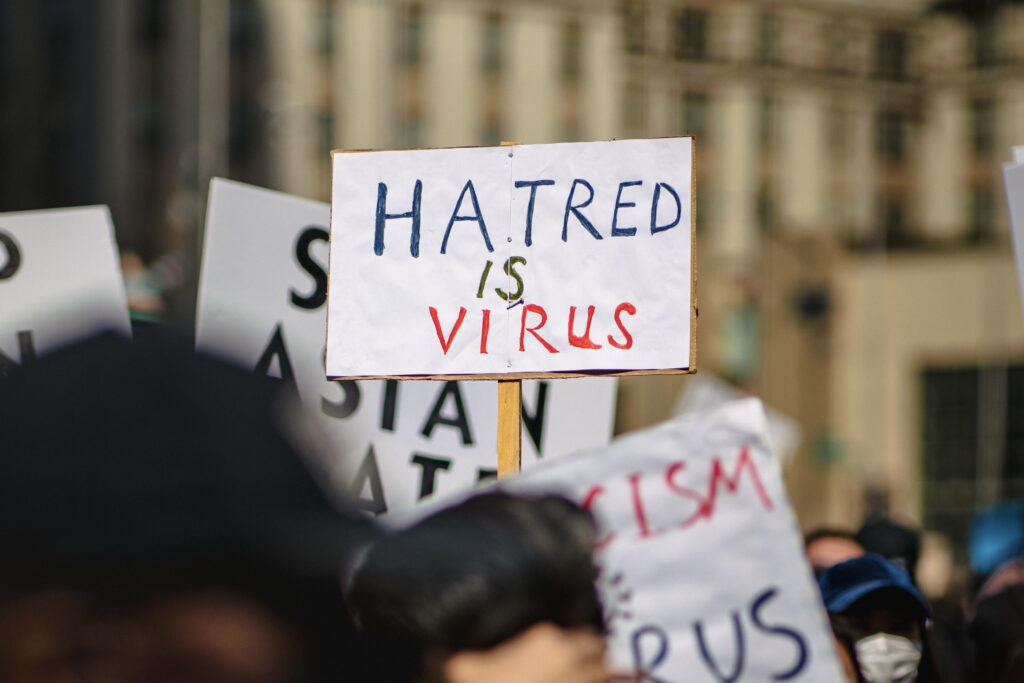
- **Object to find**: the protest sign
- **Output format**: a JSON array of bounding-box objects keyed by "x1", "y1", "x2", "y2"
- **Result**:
[
  {"x1": 0, "y1": 206, "x2": 130, "y2": 370},
  {"x1": 327, "y1": 138, "x2": 696, "y2": 379},
  {"x1": 195, "y1": 179, "x2": 617, "y2": 513},
  {"x1": 1003, "y1": 147, "x2": 1024, "y2": 319},
  {"x1": 676, "y1": 373, "x2": 802, "y2": 467},
  {"x1": 491, "y1": 399, "x2": 839, "y2": 682}
]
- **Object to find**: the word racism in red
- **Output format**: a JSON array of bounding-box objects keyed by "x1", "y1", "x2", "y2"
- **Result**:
[{"x1": 580, "y1": 446, "x2": 775, "y2": 549}]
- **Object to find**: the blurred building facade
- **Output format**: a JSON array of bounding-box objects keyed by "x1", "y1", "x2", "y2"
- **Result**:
[
  {"x1": 3, "y1": 0, "x2": 1024, "y2": 551},
  {"x1": 252, "y1": 0, "x2": 1024, "y2": 552}
]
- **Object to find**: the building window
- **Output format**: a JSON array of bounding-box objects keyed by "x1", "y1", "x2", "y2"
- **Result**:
[
  {"x1": 680, "y1": 92, "x2": 709, "y2": 140},
  {"x1": 229, "y1": 102, "x2": 260, "y2": 164},
  {"x1": 825, "y1": 25, "x2": 846, "y2": 74},
  {"x1": 137, "y1": 0, "x2": 164, "y2": 47},
  {"x1": 876, "y1": 110, "x2": 905, "y2": 165},
  {"x1": 759, "y1": 97, "x2": 777, "y2": 151},
  {"x1": 971, "y1": 98, "x2": 995, "y2": 155},
  {"x1": 624, "y1": 82, "x2": 646, "y2": 135},
  {"x1": 561, "y1": 18, "x2": 583, "y2": 82},
  {"x1": 759, "y1": 12, "x2": 779, "y2": 65},
  {"x1": 318, "y1": 111, "x2": 334, "y2": 154},
  {"x1": 970, "y1": 184, "x2": 995, "y2": 242},
  {"x1": 757, "y1": 182, "x2": 775, "y2": 233},
  {"x1": 480, "y1": 112, "x2": 501, "y2": 146},
  {"x1": 397, "y1": 3, "x2": 423, "y2": 66},
  {"x1": 621, "y1": 1, "x2": 646, "y2": 54},
  {"x1": 875, "y1": 30, "x2": 906, "y2": 81},
  {"x1": 316, "y1": 2, "x2": 334, "y2": 56},
  {"x1": 923, "y1": 364, "x2": 1024, "y2": 555},
  {"x1": 878, "y1": 193, "x2": 906, "y2": 242},
  {"x1": 828, "y1": 105, "x2": 847, "y2": 155},
  {"x1": 974, "y1": 17, "x2": 998, "y2": 68},
  {"x1": 674, "y1": 8, "x2": 708, "y2": 61},
  {"x1": 230, "y1": 0, "x2": 262, "y2": 57},
  {"x1": 397, "y1": 115, "x2": 422, "y2": 148},
  {"x1": 481, "y1": 10, "x2": 503, "y2": 73}
]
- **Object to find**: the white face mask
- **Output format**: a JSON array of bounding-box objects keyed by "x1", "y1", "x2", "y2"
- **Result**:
[{"x1": 854, "y1": 633, "x2": 922, "y2": 683}]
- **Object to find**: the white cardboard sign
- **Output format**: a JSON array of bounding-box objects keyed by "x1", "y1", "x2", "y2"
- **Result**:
[
  {"x1": 327, "y1": 138, "x2": 695, "y2": 378},
  {"x1": 493, "y1": 399, "x2": 841, "y2": 682},
  {"x1": 196, "y1": 179, "x2": 617, "y2": 513},
  {"x1": 1003, "y1": 147, "x2": 1024, "y2": 319},
  {"x1": 0, "y1": 206, "x2": 130, "y2": 367}
]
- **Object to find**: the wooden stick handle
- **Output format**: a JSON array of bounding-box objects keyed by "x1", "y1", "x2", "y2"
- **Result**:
[
  {"x1": 496, "y1": 140, "x2": 523, "y2": 479},
  {"x1": 497, "y1": 379, "x2": 522, "y2": 478}
]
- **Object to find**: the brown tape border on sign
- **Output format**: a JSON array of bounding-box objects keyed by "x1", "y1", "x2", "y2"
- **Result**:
[{"x1": 326, "y1": 136, "x2": 699, "y2": 383}]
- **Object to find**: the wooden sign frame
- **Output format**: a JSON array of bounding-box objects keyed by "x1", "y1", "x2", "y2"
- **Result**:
[{"x1": 326, "y1": 137, "x2": 698, "y2": 383}]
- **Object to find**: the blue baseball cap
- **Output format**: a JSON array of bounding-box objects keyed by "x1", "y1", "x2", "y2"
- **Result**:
[{"x1": 818, "y1": 553, "x2": 930, "y2": 618}]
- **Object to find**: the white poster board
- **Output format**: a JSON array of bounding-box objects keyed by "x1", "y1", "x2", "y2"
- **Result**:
[
  {"x1": 0, "y1": 206, "x2": 130, "y2": 368},
  {"x1": 327, "y1": 138, "x2": 696, "y2": 379},
  {"x1": 477, "y1": 399, "x2": 838, "y2": 682},
  {"x1": 196, "y1": 179, "x2": 618, "y2": 513},
  {"x1": 1004, "y1": 147, "x2": 1024, "y2": 319},
  {"x1": 676, "y1": 373, "x2": 802, "y2": 467}
]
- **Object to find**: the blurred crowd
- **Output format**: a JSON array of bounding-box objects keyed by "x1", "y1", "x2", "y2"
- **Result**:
[
  {"x1": 1, "y1": 330, "x2": 1023, "y2": 683},
  {"x1": 807, "y1": 505, "x2": 1024, "y2": 682}
]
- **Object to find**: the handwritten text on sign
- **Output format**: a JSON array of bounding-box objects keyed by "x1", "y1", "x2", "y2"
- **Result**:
[
  {"x1": 500, "y1": 400, "x2": 843, "y2": 682},
  {"x1": 196, "y1": 179, "x2": 617, "y2": 513},
  {"x1": 327, "y1": 139, "x2": 694, "y2": 378}
]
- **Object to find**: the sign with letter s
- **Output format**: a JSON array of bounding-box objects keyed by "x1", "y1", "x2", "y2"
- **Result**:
[
  {"x1": 196, "y1": 179, "x2": 617, "y2": 513},
  {"x1": 0, "y1": 206, "x2": 130, "y2": 372}
]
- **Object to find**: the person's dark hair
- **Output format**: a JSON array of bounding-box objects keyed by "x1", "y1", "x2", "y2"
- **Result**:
[
  {"x1": 805, "y1": 527, "x2": 860, "y2": 547},
  {"x1": 346, "y1": 492, "x2": 605, "y2": 656},
  {"x1": 0, "y1": 331, "x2": 384, "y2": 683},
  {"x1": 856, "y1": 517, "x2": 921, "y2": 579},
  {"x1": 972, "y1": 584, "x2": 1024, "y2": 683}
]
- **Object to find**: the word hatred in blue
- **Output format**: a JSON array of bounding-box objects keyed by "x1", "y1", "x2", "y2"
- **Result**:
[{"x1": 372, "y1": 178, "x2": 684, "y2": 257}]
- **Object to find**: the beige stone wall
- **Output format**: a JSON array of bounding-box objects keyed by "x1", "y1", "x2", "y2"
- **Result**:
[{"x1": 829, "y1": 251, "x2": 1024, "y2": 524}]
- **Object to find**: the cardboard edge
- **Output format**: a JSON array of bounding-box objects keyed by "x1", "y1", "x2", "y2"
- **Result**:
[
  {"x1": 689, "y1": 136, "x2": 699, "y2": 373},
  {"x1": 325, "y1": 136, "x2": 699, "y2": 381},
  {"x1": 327, "y1": 367, "x2": 696, "y2": 382}
]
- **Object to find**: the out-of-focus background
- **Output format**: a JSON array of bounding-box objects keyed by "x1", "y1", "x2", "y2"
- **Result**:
[{"x1": 2, "y1": 0, "x2": 1023, "y2": 565}]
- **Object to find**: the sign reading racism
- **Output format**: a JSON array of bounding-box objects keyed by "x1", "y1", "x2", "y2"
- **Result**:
[
  {"x1": 327, "y1": 138, "x2": 696, "y2": 379},
  {"x1": 401, "y1": 400, "x2": 840, "y2": 681},
  {"x1": 196, "y1": 179, "x2": 617, "y2": 512},
  {"x1": 0, "y1": 206, "x2": 130, "y2": 372}
]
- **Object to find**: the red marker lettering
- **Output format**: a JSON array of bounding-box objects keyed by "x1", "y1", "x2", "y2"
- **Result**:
[
  {"x1": 480, "y1": 309, "x2": 491, "y2": 354},
  {"x1": 568, "y1": 305, "x2": 603, "y2": 349},
  {"x1": 607, "y1": 302, "x2": 637, "y2": 350},
  {"x1": 429, "y1": 306, "x2": 467, "y2": 355},
  {"x1": 581, "y1": 485, "x2": 616, "y2": 549},
  {"x1": 519, "y1": 303, "x2": 559, "y2": 353}
]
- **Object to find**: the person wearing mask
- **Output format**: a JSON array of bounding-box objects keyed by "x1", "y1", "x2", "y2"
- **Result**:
[
  {"x1": 345, "y1": 492, "x2": 611, "y2": 683},
  {"x1": 0, "y1": 332, "x2": 391, "y2": 683},
  {"x1": 819, "y1": 554, "x2": 942, "y2": 683}
]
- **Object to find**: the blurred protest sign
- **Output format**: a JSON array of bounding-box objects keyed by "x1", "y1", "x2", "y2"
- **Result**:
[
  {"x1": 326, "y1": 138, "x2": 696, "y2": 379},
  {"x1": 675, "y1": 373, "x2": 802, "y2": 467},
  {"x1": 1003, "y1": 147, "x2": 1024, "y2": 318},
  {"x1": 0, "y1": 206, "x2": 130, "y2": 370},
  {"x1": 492, "y1": 399, "x2": 841, "y2": 682},
  {"x1": 195, "y1": 179, "x2": 617, "y2": 513}
]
